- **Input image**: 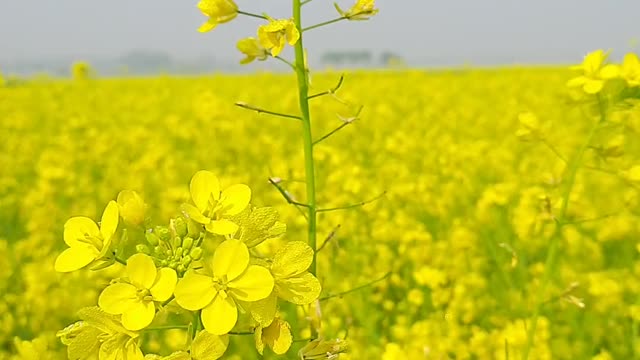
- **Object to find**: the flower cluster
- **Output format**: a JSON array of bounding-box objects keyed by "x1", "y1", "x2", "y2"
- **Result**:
[{"x1": 55, "y1": 171, "x2": 321, "y2": 358}]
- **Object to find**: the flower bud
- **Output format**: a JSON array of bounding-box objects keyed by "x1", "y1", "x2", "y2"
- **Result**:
[
  {"x1": 135, "y1": 244, "x2": 150, "y2": 255},
  {"x1": 172, "y1": 236, "x2": 182, "y2": 249},
  {"x1": 181, "y1": 255, "x2": 192, "y2": 267},
  {"x1": 182, "y1": 237, "x2": 194, "y2": 251},
  {"x1": 146, "y1": 232, "x2": 160, "y2": 246},
  {"x1": 117, "y1": 190, "x2": 147, "y2": 226},
  {"x1": 190, "y1": 247, "x2": 203, "y2": 260},
  {"x1": 174, "y1": 247, "x2": 184, "y2": 258},
  {"x1": 174, "y1": 217, "x2": 188, "y2": 238},
  {"x1": 177, "y1": 264, "x2": 186, "y2": 273},
  {"x1": 155, "y1": 226, "x2": 171, "y2": 242}
]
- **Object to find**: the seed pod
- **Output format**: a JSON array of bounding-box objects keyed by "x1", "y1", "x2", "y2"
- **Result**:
[{"x1": 190, "y1": 247, "x2": 203, "y2": 260}]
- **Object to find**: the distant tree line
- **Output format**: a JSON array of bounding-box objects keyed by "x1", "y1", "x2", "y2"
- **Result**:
[{"x1": 320, "y1": 50, "x2": 405, "y2": 67}]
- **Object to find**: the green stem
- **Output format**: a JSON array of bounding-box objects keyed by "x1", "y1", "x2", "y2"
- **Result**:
[
  {"x1": 293, "y1": 0, "x2": 318, "y2": 278},
  {"x1": 303, "y1": 17, "x2": 347, "y2": 32},
  {"x1": 522, "y1": 95, "x2": 604, "y2": 360},
  {"x1": 237, "y1": 10, "x2": 267, "y2": 20},
  {"x1": 319, "y1": 272, "x2": 391, "y2": 301},
  {"x1": 143, "y1": 325, "x2": 189, "y2": 331}
]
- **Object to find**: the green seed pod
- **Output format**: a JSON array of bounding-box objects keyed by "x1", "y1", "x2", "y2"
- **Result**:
[
  {"x1": 182, "y1": 237, "x2": 194, "y2": 251},
  {"x1": 190, "y1": 247, "x2": 203, "y2": 260},
  {"x1": 174, "y1": 247, "x2": 184, "y2": 258},
  {"x1": 181, "y1": 255, "x2": 192, "y2": 267},
  {"x1": 146, "y1": 232, "x2": 160, "y2": 246},
  {"x1": 136, "y1": 244, "x2": 150, "y2": 255},
  {"x1": 155, "y1": 226, "x2": 171, "y2": 242},
  {"x1": 174, "y1": 217, "x2": 188, "y2": 238}
]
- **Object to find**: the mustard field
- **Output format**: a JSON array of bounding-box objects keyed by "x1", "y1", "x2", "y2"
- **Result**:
[{"x1": 1, "y1": 65, "x2": 640, "y2": 359}]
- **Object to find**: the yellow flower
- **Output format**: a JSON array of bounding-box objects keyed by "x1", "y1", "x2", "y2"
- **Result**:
[
  {"x1": 249, "y1": 241, "x2": 321, "y2": 327},
  {"x1": 515, "y1": 112, "x2": 549, "y2": 141},
  {"x1": 144, "y1": 330, "x2": 228, "y2": 360},
  {"x1": 174, "y1": 239, "x2": 274, "y2": 335},
  {"x1": 257, "y1": 19, "x2": 300, "y2": 57},
  {"x1": 181, "y1": 170, "x2": 251, "y2": 236},
  {"x1": 236, "y1": 38, "x2": 270, "y2": 65},
  {"x1": 298, "y1": 338, "x2": 348, "y2": 359},
  {"x1": 567, "y1": 49, "x2": 619, "y2": 94},
  {"x1": 55, "y1": 200, "x2": 119, "y2": 273},
  {"x1": 197, "y1": 0, "x2": 238, "y2": 33},
  {"x1": 57, "y1": 307, "x2": 143, "y2": 360},
  {"x1": 621, "y1": 52, "x2": 640, "y2": 87},
  {"x1": 98, "y1": 254, "x2": 177, "y2": 331},
  {"x1": 334, "y1": 0, "x2": 379, "y2": 21},
  {"x1": 254, "y1": 317, "x2": 292, "y2": 355},
  {"x1": 117, "y1": 190, "x2": 147, "y2": 226}
]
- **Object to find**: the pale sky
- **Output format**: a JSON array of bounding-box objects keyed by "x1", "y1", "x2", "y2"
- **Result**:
[{"x1": 0, "y1": 0, "x2": 639, "y2": 65}]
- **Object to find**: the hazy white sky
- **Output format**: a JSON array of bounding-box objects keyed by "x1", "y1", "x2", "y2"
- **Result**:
[{"x1": 0, "y1": 0, "x2": 638, "y2": 65}]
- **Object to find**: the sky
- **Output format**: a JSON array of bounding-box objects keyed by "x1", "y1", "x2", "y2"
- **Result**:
[{"x1": 0, "y1": 0, "x2": 639, "y2": 66}]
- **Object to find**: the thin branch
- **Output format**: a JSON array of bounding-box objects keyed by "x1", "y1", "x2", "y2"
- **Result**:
[
  {"x1": 313, "y1": 105, "x2": 363, "y2": 145},
  {"x1": 114, "y1": 256, "x2": 127, "y2": 265},
  {"x1": 268, "y1": 177, "x2": 309, "y2": 220},
  {"x1": 237, "y1": 10, "x2": 268, "y2": 20},
  {"x1": 317, "y1": 191, "x2": 387, "y2": 213},
  {"x1": 235, "y1": 102, "x2": 301, "y2": 121},
  {"x1": 563, "y1": 210, "x2": 622, "y2": 226},
  {"x1": 301, "y1": 0, "x2": 314, "y2": 5},
  {"x1": 540, "y1": 139, "x2": 567, "y2": 163},
  {"x1": 308, "y1": 74, "x2": 345, "y2": 100},
  {"x1": 317, "y1": 224, "x2": 341, "y2": 252},
  {"x1": 275, "y1": 56, "x2": 296, "y2": 70},
  {"x1": 161, "y1": 295, "x2": 175, "y2": 307},
  {"x1": 583, "y1": 165, "x2": 618, "y2": 175},
  {"x1": 229, "y1": 331, "x2": 254, "y2": 335},
  {"x1": 303, "y1": 17, "x2": 347, "y2": 32},
  {"x1": 143, "y1": 325, "x2": 189, "y2": 331},
  {"x1": 319, "y1": 272, "x2": 391, "y2": 301}
]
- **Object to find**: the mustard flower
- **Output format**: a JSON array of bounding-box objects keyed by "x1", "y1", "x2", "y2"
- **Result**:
[
  {"x1": 567, "y1": 49, "x2": 619, "y2": 94},
  {"x1": 197, "y1": 0, "x2": 238, "y2": 33},
  {"x1": 98, "y1": 254, "x2": 177, "y2": 331},
  {"x1": 249, "y1": 241, "x2": 321, "y2": 327},
  {"x1": 298, "y1": 338, "x2": 348, "y2": 359},
  {"x1": 174, "y1": 239, "x2": 274, "y2": 335},
  {"x1": 334, "y1": 0, "x2": 379, "y2": 21},
  {"x1": 236, "y1": 37, "x2": 270, "y2": 65},
  {"x1": 254, "y1": 317, "x2": 292, "y2": 355},
  {"x1": 55, "y1": 200, "x2": 119, "y2": 273},
  {"x1": 181, "y1": 170, "x2": 251, "y2": 236},
  {"x1": 117, "y1": 190, "x2": 147, "y2": 226},
  {"x1": 57, "y1": 307, "x2": 143, "y2": 360},
  {"x1": 621, "y1": 52, "x2": 640, "y2": 87},
  {"x1": 257, "y1": 18, "x2": 300, "y2": 57},
  {"x1": 143, "y1": 330, "x2": 228, "y2": 360}
]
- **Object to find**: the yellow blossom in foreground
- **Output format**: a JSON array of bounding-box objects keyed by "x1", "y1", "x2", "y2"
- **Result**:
[
  {"x1": 334, "y1": 0, "x2": 379, "y2": 20},
  {"x1": 55, "y1": 200, "x2": 119, "y2": 273},
  {"x1": 250, "y1": 241, "x2": 321, "y2": 326},
  {"x1": 57, "y1": 307, "x2": 143, "y2": 360},
  {"x1": 257, "y1": 18, "x2": 300, "y2": 57},
  {"x1": 236, "y1": 37, "x2": 270, "y2": 65},
  {"x1": 99, "y1": 254, "x2": 177, "y2": 331},
  {"x1": 144, "y1": 330, "x2": 228, "y2": 360},
  {"x1": 254, "y1": 317, "x2": 292, "y2": 355},
  {"x1": 117, "y1": 190, "x2": 147, "y2": 226},
  {"x1": 181, "y1": 170, "x2": 251, "y2": 235},
  {"x1": 621, "y1": 52, "x2": 640, "y2": 87},
  {"x1": 174, "y1": 239, "x2": 273, "y2": 335},
  {"x1": 197, "y1": 0, "x2": 238, "y2": 33},
  {"x1": 567, "y1": 49, "x2": 619, "y2": 94}
]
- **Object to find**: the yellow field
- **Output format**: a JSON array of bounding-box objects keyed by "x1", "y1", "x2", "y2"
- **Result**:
[{"x1": 1, "y1": 67, "x2": 640, "y2": 359}]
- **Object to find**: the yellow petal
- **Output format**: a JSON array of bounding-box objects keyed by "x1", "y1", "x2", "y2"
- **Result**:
[
  {"x1": 272, "y1": 241, "x2": 313, "y2": 278},
  {"x1": 190, "y1": 170, "x2": 220, "y2": 212},
  {"x1": 276, "y1": 272, "x2": 321, "y2": 305},
  {"x1": 98, "y1": 283, "x2": 139, "y2": 314},
  {"x1": 600, "y1": 64, "x2": 620, "y2": 79},
  {"x1": 201, "y1": 294, "x2": 237, "y2": 335},
  {"x1": 248, "y1": 293, "x2": 277, "y2": 327},
  {"x1": 54, "y1": 246, "x2": 98, "y2": 273},
  {"x1": 63, "y1": 217, "x2": 99, "y2": 247},
  {"x1": 212, "y1": 239, "x2": 249, "y2": 280},
  {"x1": 198, "y1": 19, "x2": 218, "y2": 33},
  {"x1": 285, "y1": 23, "x2": 300, "y2": 46},
  {"x1": 121, "y1": 300, "x2": 156, "y2": 331},
  {"x1": 191, "y1": 331, "x2": 229, "y2": 360},
  {"x1": 127, "y1": 253, "x2": 157, "y2": 289},
  {"x1": 566, "y1": 76, "x2": 587, "y2": 88},
  {"x1": 228, "y1": 265, "x2": 274, "y2": 302},
  {"x1": 220, "y1": 184, "x2": 251, "y2": 216},
  {"x1": 262, "y1": 318, "x2": 292, "y2": 355},
  {"x1": 150, "y1": 268, "x2": 178, "y2": 302},
  {"x1": 174, "y1": 273, "x2": 217, "y2": 311},
  {"x1": 583, "y1": 79, "x2": 604, "y2": 94},
  {"x1": 181, "y1": 203, "x2": 211, "y2": 225},
  {"x1": 206, "y1": 219, "x2": 239, "y2": 235},
  {"x1": 100, "y1": 201, "x2": 119, "y2": 241}
]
